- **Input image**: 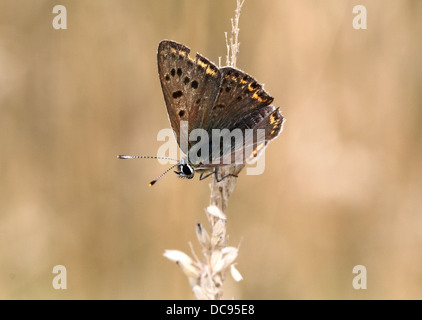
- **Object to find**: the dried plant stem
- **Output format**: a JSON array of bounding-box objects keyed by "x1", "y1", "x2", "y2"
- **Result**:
[
  {"x1": 211, "y1": 0, "x2": 246, "y2": 213},
  {"x1": 164, "y1": 0, "x2": 246, "y2": 300},
  {"x1": 204, "y1": 0, "x2": 246, "y2": 299},
  {"x1": 226, "y1": 0, "x2": 245, "y2": 69}
]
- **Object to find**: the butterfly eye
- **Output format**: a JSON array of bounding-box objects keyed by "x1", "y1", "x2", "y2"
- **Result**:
[{"x1": 182, "y1": 164, "x2": 193, "y2": 176}]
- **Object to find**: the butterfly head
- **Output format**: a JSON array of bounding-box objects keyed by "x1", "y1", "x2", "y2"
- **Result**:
[{"x1": 174, "y1": 158, "x2": 195, "y2": 180}]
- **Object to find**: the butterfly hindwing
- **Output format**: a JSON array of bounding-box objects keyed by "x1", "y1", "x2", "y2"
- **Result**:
[
  {"x1": 157, "y1": 40, "x2": 222, "y2": 154},
  {"x1": 201, "y1": 106, "x2": 284, "y2": 167},
  {"x1": 240, "y1": 106, "x2": 284, "y2": 163}
]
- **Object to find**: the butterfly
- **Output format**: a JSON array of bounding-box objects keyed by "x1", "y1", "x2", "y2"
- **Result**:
[{"x1": 119, "y1": 40, "x2": 284, "y2": 186}]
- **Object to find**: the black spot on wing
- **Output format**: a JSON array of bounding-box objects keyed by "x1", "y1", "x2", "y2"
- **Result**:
[{"x1": 172, "y1": 91, "x2": 183, "y2": 99}]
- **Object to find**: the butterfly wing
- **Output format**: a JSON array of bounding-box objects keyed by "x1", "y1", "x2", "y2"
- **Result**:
[
  {"x1": 198, "y1": 66, "x2": 283, "y2": 166},
  {"x1": 240, "y1": 106, "x2": 284, "y2": 163},
  {"x1": 157, "y1": 40, "x2": 222, "y2": 154},
  {"x1": 200, "y1": 105, "x2": 284, "y2": 167},
  {"x1": 203, "y1": 67, "x2": 274, "y2": 133}
]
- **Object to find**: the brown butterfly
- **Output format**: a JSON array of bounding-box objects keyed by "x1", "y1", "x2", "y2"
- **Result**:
[{"x1": 119, "y1": 40, "x2": 284, "y2": 186}]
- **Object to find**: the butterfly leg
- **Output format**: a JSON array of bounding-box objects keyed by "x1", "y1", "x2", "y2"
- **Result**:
[
  {"x1": 215, "y1": 167, "x2": 238, "y2": 182},
  {"x1": 199, "y1": 170, "x2": 215, "y2": 181}
]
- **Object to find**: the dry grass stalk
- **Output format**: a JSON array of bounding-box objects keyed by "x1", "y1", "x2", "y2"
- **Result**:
[
  {"x1": 164, "y1": 0, "x2": 246, "y2": 300},
  {"x1": 213, "y1": 0, "x2": 246, "y2": 213}
]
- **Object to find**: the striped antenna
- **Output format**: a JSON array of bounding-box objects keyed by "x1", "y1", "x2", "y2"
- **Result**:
[
  {"x1": 117, "y1": 154, "x2": 180, "y2": 186},
  {"x1": 117, "y1": 155, "x2": 179, "y2": 162},
  {"x1": 148, "y1": 164, "x2": 180, "y2": 187}
]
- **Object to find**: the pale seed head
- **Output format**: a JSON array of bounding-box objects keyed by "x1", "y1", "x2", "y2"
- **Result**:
[
  {"x1": 207, "y1": 205, "x2": 227, "y2": 220},
  {"x1": 196, "y1": 222, "x2": 211, "y2": 249},
  {"x1": 177, "y1": 260, "x2": 200, "y2": 279},
  {"x1": 163, "y1": 249, "x2": 193, "y2": 265},
  {"x1": 230, "y1": 264, "x2": 243, "y2": 282},
  {"x1": 211, "y1": 220, "x2": 226, "y2": 247},
  {"x1": 221, "y1": 246, "x2": 238, "y2": 269}
]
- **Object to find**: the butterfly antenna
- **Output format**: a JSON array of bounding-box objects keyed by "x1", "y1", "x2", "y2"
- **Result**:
[
  {"x1": 117, "y1": 155, "x2": 179, "y2": 162},
  {"x1": 148, "y1": 164, "x2": 180, "y2": 187}
]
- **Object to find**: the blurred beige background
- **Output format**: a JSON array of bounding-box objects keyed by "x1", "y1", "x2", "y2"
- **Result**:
[{"x1": 1, "y1": 0, "x2": 421, "y2": 299}]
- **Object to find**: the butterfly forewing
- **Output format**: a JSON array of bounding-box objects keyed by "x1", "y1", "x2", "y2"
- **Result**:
[
  {"x1": 157, "y1": 40, "x2": 222, "y2": 154},
  {"x1": 201, "y1": 66, "x2": 282, "y2": 166},
  {"x1": 203, "y1": 67, "x2": 274, "y2": 133}
]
